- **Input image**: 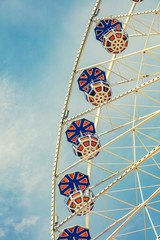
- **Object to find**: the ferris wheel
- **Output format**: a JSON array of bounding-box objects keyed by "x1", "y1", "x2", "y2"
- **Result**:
[{"x1": 51, "y1": 0, "x2": 160, "y2": 239}]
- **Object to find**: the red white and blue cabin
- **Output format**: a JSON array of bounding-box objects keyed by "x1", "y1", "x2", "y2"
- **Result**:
[
  {"x1": 66, "y1": 119, "x2": 101, "y2": 159},
  {"x1": 77, "y1": 67, "x2": 112, "y2": 106},
  {"x1": 94, "y1": 18, "x2": 128, "y2": 54},
  {"x1": 57, "y1": 225, "x2": 91, "y2": 240},
  {"x1": 58, "y1": 172, "x2": 95, "y2": 216}
]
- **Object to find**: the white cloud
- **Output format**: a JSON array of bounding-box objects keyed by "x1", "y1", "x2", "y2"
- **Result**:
[
  {"x1": 3, "y1": 216, "x2": 39, "y2": 233},
  {"x1": 0, "y1": 228, "x2": 6, "y2": 238},
  {"x1": 14, "y1": 216, "x2": 39, "y2": 232},
  {"x1": 0, "y1": 77, "x2": 52, "y2": 192},
  {"x1": 18, "y1": 171, "x2": 41, "y2": 194}
]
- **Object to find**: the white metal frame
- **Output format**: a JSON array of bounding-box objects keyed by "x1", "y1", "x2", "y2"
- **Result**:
[{"x1": 51, "y1": 1, "x2": 160, "y2": 239}]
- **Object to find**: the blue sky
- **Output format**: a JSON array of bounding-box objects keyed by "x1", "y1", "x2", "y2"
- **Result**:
[
  {"x1": 0, "y1": 1, "x2": 97, "y2": 239},
  {"x1": 0, "y1": 1, "x2": 66, "y2": 239},
  {"x1": 0, "y1": 1, "x2": 160, "y2": 240}
]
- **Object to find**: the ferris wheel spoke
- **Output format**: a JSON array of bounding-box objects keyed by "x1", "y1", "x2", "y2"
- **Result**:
[
  {"x1": 135, "y1": 170, "x2": 159, "y2": 237},
  {"x1": 105, "y1": 188, "x2": 160, "y2": 240},
  {"x1": 130, "y1": 32, "x2": 160, "y2": 37},
  {"x1": 93, "y1": 206, "x2": 137, "y2": 239},
  {"x1": 94, "y1": 9, "x2": 160, "y2": 23},
  {"x1": 54, "y1": 144, "x2": 160, "y2": 233},
  {"x1": 57, "y1": 110, "x2": 160, "y2": 177},
  {"x1": 147, "y1": 206, "x2": 160, "y2": 214},
  {"x1": 116, "y1": 59, "x2": 144, "y2": 76},
  {"x1": 115, "y1": 225, "x2": 160, "y2": 238},
  {"x1": 63, "y1": 76, "x2": 160, "y2": 124},
  {"x1": 77, "y1": 44, "x2": 160, "y2": 73}
]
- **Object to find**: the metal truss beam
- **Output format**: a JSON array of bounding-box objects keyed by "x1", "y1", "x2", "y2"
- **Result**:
[
  {"x1": 85, "y1": 0, "x2": 137, "y2": 230},
  {"x1": 94, "y1": 9, "x2": 160, "y2": 23},
  {"x1": 106, "y1": 188, "x2": 160, "y2": 240},
  {"x1": 54, "y1": 144, "x2": 160, "y2": 232},
  {"x1": 64, "y1": 76, "x2": 160, "y2": 124},
  {"x1": 58, "y1": 110, "x2": 160, "y2": 177},
  {"x1": 77, "y1": 44, "x2": 160, "y2": 73}
]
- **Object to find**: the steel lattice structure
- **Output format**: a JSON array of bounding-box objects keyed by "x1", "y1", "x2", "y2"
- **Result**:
[{"x1": 51, "y1": 1, "x2": 160, "y2": 239}]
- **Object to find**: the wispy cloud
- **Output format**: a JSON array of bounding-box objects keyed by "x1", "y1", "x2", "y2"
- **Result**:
[
  {"x1": 0, "y1": 76, "x2": 52, "y2": 239},
  {"x1": 14, "y1": 216, "x2": 39, "y2": 232}
]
